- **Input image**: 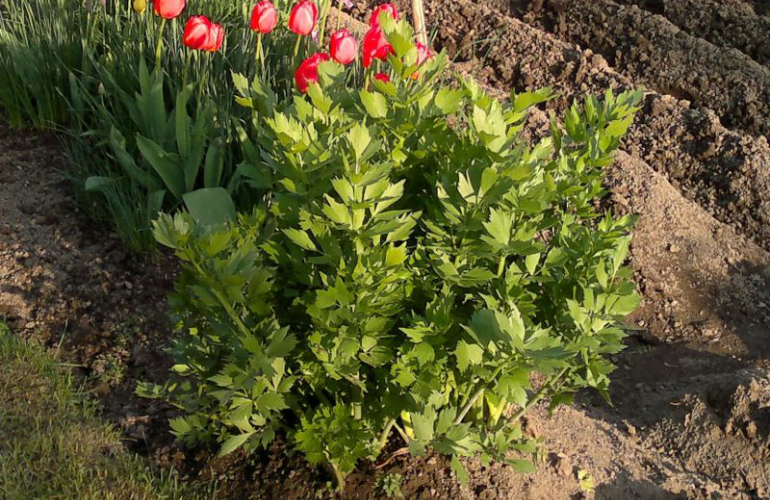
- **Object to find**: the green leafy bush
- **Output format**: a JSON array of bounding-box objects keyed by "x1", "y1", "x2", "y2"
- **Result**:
[{"x1": 140, "y1": 17, "x2": 641, "y2": 488}]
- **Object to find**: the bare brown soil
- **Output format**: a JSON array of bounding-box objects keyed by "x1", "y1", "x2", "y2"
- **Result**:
[{"x1": 2, "y1": 1, "x2": 770, "y2": 499}]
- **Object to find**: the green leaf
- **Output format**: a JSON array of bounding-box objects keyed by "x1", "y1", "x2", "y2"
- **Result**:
[
  {"x1": 411, "y1": 408, "x2": 436, "y2": 443},
  {"x1": 360, "y1": 90, "x2": 388, "y2": 119},
  {"x1": 525, "y1": 253, "x2": 540, "y2": 275},
  {"x1": 451, "y1": 456, "x2": 469, "y2": 485},
  {"x1": 455, "y1": 341, "x2": 484, "y2": 372},
  {"x1": 284, "y1": 228, "x2": 317, "y2": 251},
  {"x1": 435, "y1": 88, "x2": 463, "y2": 114},
  {"x1": 385, "y1": 244, "x2": 408, "y2": 267},
  {"x1": 347, "y1": 123, "x2": 371, "y2": 160},
  {"x1": 218, "y1": 432, "x2": 255, "y2": 457},
  {"x1": 136, "y1": 134, "x2": 185, "y2": 200},
  {"x1": 513, "y1": 88, "x2": 553, "y2": 112},
  {"x1": 203, "y1": 142, "x2": 224, "y2": 188},
  {"x1": 507, "y1": 458, "x2": 537, "y2": 473},
  {"x1": 483, "y1": 208, "x2": 513, "y2": 246},
  {"x1": 257, "y1": 392, "x2": 287, "y2": 413},
  {"x1": 183, "y1": 188, "x2": 235, "y2": 227}
]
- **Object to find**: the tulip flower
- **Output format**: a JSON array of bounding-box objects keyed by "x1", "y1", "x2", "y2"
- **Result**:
[
  {"x1": 133, "y1": 0, "x2": 147, "y2": 14},
  {"x1": 183, "y1": 15, "x2": 212, "y2": 51},
  {"x1": 153, "y1": 0, "x2": 186, "y2": 69},
  {"x1": 204, "y1": 23, "x2": 225, "y2": 52},
  {"x1": 251, "y1": 1, "x2": 278, "y2": 34},
  {"x1": 330, "y1": 29, "x2": 358, "y2": 65},
  {"x1": 369, "y1": 3, "x2": 398, "y2": 27},
  {"x1": 153, "y1": 0, "x2": 185, "y2": 19},
  {"x1": 362, "y1": 25, "x2": 393, "y2": 69},
  {"x1": 374, "y1": 73, "x2": 390, "y2": 83},
  {"x1": 411, "y1": 42, "x2": 433, "y2": 79},
  {"x1": 295, "y1": 52, "x2": 330, "y2": 93},
  {"x1": 288, "y1": 1, "x2": 318, "y2": 36}
]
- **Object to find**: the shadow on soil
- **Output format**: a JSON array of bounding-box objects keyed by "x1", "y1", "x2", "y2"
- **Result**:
[{"x1": 594, "y1": 472, "x2": 686, "y2": 500}]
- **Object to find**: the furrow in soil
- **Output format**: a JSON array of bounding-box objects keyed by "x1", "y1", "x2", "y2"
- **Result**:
[{"x1": 503, "y1": 0, "x2": 770, "y2": 139}]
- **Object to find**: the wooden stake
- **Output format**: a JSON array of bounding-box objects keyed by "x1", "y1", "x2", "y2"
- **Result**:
[{"x1": 412, "y1": 0, "x2": 428, "y2": 46}]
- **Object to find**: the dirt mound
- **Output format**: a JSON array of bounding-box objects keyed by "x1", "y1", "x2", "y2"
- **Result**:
[
  {"x1": 613, "y1": 0, "x2": 770, "y2": 66},
  {"x1": 505, "y1": 0, "x2": 770, "y2": 139}
]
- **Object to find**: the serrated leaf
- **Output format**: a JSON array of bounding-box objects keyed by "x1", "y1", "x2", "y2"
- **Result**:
[
  {"x1": 451, "y1": 456, "x2": 469, "y2": 485},
  {"x1": 455, "y1": 341, "x2": 484, "y2": 372},
  {"x1": 218, "y1": 432, "x2": 255, "y2": 457},
  {"x1": 360, "y1": 90, "x2": 388, "y2": 119},
  {"x1": 283, "y1": 228, "x2": 317, "y2": 251}
]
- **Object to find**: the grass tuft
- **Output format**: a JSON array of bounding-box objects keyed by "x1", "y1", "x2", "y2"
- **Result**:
[{"x1": 0, "y1": 323, "x2": 214, "y2": 500}]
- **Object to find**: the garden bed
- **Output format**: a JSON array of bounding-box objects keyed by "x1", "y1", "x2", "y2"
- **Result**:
[{"x1": 1, "y1": 1, "x2": 770, "y2": 499}]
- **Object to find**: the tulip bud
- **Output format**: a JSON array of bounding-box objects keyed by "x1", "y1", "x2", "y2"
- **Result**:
[
  {"x1": 133, "y1": 0, "x2": 147, "y2": 14},
  {"x1": 250, "y1": 1, "x2": 278, "y2": 34},
  {"x1": 369, "y1": 3, "x2": 398, "y2": 27},
  {"x1": 374, "y1": 73, "x2": 390, "y2": 83},
  {"x1": 183, "y1": 15, "x2": 212, "y2": 51},
  {"x1": 362, "y1": 25, "x2": 393, "y2": 69},
  {"x1": 288, "y1": 1, "x2": 318, "y2": 36},
  {"x1": 295, "y1": 52, "x2": 330, "y2": 93},
  {"x1": 411, "y1": 42, "x2": 433, "y2": 79},
  {"x1": 416, "y1": 42, "x2": 432, "y2": 66},
  {"x1": 330, "y1": 29, "x2": 358, "y2": 65},
  {"x1": 153, "y1": 0, "x2": 185, "y2": 19}
]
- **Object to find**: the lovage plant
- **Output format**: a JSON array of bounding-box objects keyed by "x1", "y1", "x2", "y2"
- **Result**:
[{"x1": 140, "y1": 6, "x2": 642, "y2": 489}]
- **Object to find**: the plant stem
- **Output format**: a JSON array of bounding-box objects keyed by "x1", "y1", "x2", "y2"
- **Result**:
[
  {"x1": 378, "y1": 418, "x2": 396, "y2": 451},
  {"x1": 293, "y1": 34, "x2": 302, "y2": 59},
  {"x1": 317, "y1": 0, "x2": 332, "y2": 46},
  {"x1": 335, "y1": 0, "x2": 342, "y2": 31},
  {"x1": 256, "y1": 33, "x2": 264, "y2": 75},
  {"x1": 154, "y1": 18, "x2": 167, "y2": 71},
  {"x1": 329, "y1": 463, "x2": 346, "y2": 492},
  {"x1": 454, "y1": 364, "x2": 505, "y2": 425}
]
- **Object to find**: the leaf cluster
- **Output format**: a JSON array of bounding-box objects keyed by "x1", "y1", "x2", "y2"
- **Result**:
[{"x1": 140, "y1": 18, "x2": 642, "y2": 487}]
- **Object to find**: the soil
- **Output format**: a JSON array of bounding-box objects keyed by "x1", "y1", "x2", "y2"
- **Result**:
[{"x1": 2, "y1": 1, "x2": 770, "y2": 499}]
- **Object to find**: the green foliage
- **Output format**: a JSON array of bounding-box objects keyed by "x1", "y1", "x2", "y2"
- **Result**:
[
  {"x1": 139, "y1": 18, "x2": 642, "y2": 489},
  {"x1": 0, "y1": 0, "x2": 322, "y2": 252},
  {"x1": 375, "y1": 471, "x2": 404, "y2": 498}
]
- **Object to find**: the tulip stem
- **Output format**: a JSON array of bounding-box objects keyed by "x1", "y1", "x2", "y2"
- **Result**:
[
  {"x1": 336, "y1": 0, "x2": 342, "y2": 32},
  {"x1": 155, "y1": 18, "x2": 167, "y2": 71},
  {"x1": 256, "y1": 33, "x2": 264, "y2": 76},
  {"x1": 293, "y1": 34, "x2": 302, "y2": 60},
  {"x1": 318, "y1": 0, "x2": 332, "y2": 46}
]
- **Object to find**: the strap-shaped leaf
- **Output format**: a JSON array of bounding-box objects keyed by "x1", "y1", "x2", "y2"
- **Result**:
[
  {"x1": 136, "y1": 134, "x2": 185, "y2": 200},
  {"x1": 109, "y1": 127, "x2": 160, "y2": 190}
]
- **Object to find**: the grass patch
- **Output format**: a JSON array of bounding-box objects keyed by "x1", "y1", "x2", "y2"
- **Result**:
[{"x1": 0, "y1": 323, "x2": 212, "y2": 500}]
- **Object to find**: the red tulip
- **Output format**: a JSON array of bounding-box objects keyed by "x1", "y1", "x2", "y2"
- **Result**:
[
  {"x1": 153, "y1": 0, "x2": 185, "y2": 19},
  {"x1": 204, "y1": 23, "x2": 224, "y2": 52},
  {"x1": 288, "y1": 0, "x2": 318, "y2": 36},
  {"x1": 330, "y1": 29, "x2": 358, "y2": 65},
  {"x1": 369, "y1": 3, "x2": 398, "y2": 27},
  {"x1": 374, "y1": 73, "x2": 390, "y2": 83},
  {"x1": 416, "y1": 42, "x2": 432, "y2": 66},
  {"x1": 411, "y1": 42, "x2": 433, "y2": 79},
  {"x1": 251, "y1": 1, "x2": 278, "y2": 34},
  {"x1": 295, "y1": 52, "x2": 330, "y2": 93},
  {"x1": 182, "y1": 15, "x2": 212, "y2": 50},
  {"x1": 362, "y1": 25, "x2": 394, "y2": 68}
]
